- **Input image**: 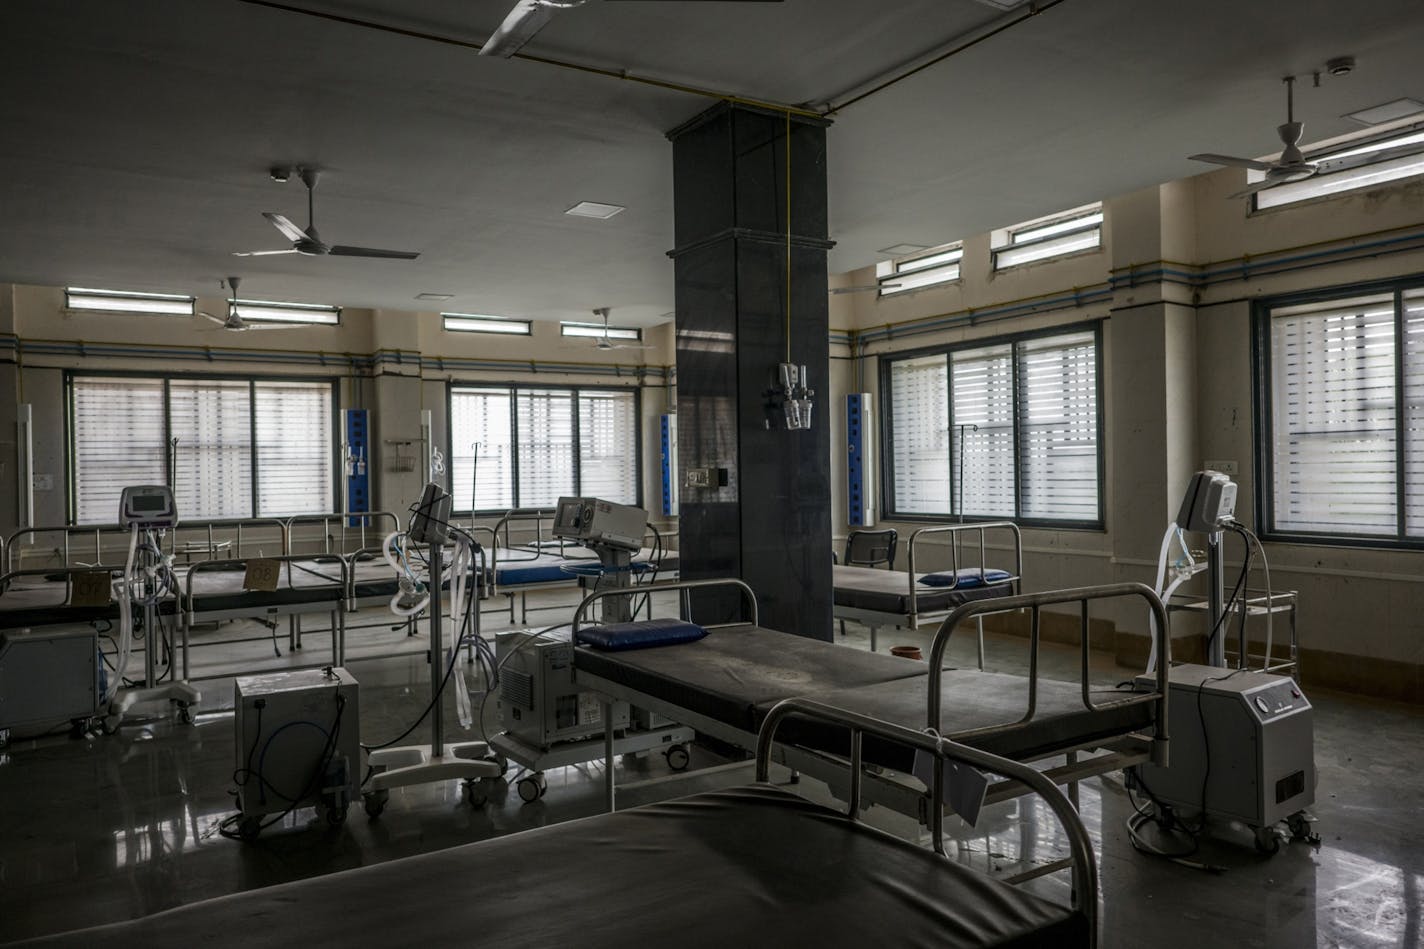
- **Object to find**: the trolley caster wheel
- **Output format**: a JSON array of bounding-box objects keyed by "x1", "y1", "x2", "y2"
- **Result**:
[
  {"x1": 489, "y1": 754, "x2": 509, "y2": 776},
  {"x1": 363, "y1": 791, "x2": 389, "y2": 819},
  {"x1": 1253, "y1": 824, "x2": 1281, "y2": 855},
  {"x1": 517, "y1": 774, "x2": 548, "y2": 803},
  {"x1": 462, "y1": 779, "x2": 489, "y2": 808},
  {"x1": 665, "y1": 744, "x2": 691, "y2": 772},
  {"x1": 176, "y1": 703, "x2": 193, "y2": 725},
  {"x1": 1287, "y1": 813, "x2": 1320, "y2": 845},
  {"x1": 238, "y1": 817, "x2": 262, "y2": 841}
]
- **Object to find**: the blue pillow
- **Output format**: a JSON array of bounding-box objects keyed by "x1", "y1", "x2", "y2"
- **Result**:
[
  {"x1": 919, "y1": 567, "x2": 1013, "y2": 589},
  {"x1": 576, "y1": 618, "x2": 708, "y2": 651}
]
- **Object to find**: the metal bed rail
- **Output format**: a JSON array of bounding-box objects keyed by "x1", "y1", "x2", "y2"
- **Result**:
[
  {"x1": 756, "y1": 696, "x2": 1098, "y2": 944},
  {"x1": 0, "y1": 564, "x2": 126, "y2": 608},
  {"x1": 5, "y1": 519, "x2": 289, "y2": 572},
  {"x1": 285, "y1": 511, "x2": 402, "y2": 556},
  {"x1": 572, "y1": 577, "x2": 758, "y2": 633},
  {"x1": 903, "y1": 521, "x2": 1023, "y2": 620},
  {"x1": 929, "y1": 582, "x2": 1171, "y2": 767},
  {"x1": 180, "y1": 553, "x2": 350, "y2": 679}
]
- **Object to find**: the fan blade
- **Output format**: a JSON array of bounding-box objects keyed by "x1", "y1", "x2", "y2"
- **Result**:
[
  {"x1": 1226, "y1": 178, "x2": 1285, "y2": 200},
  {"x1": 263, "y1": 212, "x2": 309, "y2": 243},
  {"x1": 1315, "y1": 141, "x2": 1424, "y2": 175},
  {"x1": 233, "y1": 249, "x2": 300, "y2": 257},
  {"x1": 328, "y1": 245, "x2": 421, "y2": 260},
  {"x1": 244, "y1": 322, "x2": 305, "y2": 331},
  {"x1": 197, "y1": 311, "x2": 228, "y2": 327},
  {"x1": 1189, "y1": 153, "x2": 1278, "y2": 172},
  {"x1": 479, "y1": 0, "x2": 560, "y2": 58}
]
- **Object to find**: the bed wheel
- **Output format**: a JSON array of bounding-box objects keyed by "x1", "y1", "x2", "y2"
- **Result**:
[
  {"x1": 364, "y1": 790, "x2": 389, "y2": 818},
  {"x1": 1253, "y1": 824, "x2": 1281, "y2": 855},
  {"x1": 665, "y1": 744, "x2": 690, "y2": 772},
  {"x1": 517, "y1": 773, "x2": 548, "y2": 803},
  {"x1": 238, "y1": 817, "x2": 262, "y2": 841}
]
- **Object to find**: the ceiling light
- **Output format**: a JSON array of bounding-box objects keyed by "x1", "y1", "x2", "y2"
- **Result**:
[
  {"x1": 1343, "y1": 98, "x2": 1424, "y2": 127},
  {"x1": 877, "y1": 243, "x2": 929, "y2": 257},
  {"x1": 967, "y1": 0, "x2": 1028, "y2": 9},
  {"x1": 565, "y1": 201, "x2": 626, "y2": 220},
  {"x1": 417, "y1": 292, "x2": 455, "y2": 301}
]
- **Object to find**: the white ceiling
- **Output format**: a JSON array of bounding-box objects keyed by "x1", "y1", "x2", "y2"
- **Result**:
[{"x1": 1, "y1": 0, "x2": 1422, "y2": 326}]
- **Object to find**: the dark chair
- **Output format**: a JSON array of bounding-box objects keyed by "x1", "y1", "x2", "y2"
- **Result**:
[{"x1": 839, "y1": 529, "x2": 898, "y2": 637}]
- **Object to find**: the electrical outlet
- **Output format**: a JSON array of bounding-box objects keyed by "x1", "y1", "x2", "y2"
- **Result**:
[{"x1": 1204, "y1": 459, "x2": 1238, "y2": 476}]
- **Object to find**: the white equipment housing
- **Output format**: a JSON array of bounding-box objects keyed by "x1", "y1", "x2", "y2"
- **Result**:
[
  {"x1": 0, "y1": 628, "x2": 98, "y2": 742},
  {"x1": 552, "y1": 496, "x2": 646, "y2": 551},
  {"x1": 1175, "y1": 470, "x2": 1236, "y2": 533},
  {"x1": 118, "y1": 485, "x2": 178, "y2": 529},
  {"x1": 1136, "y1": 664, "x2": 1314, "y2": 839},
  {"x1": 497, "y1": 630, "x2": 630, "y2": 747},
  {"x1": 234, "y1": 668, "x2": 361, "y2": 829}
]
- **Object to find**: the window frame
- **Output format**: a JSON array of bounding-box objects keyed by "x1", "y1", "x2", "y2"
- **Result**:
[
  {"x1": 878, "y1": 321, "x2": 1105, "y2": 528},
  {"x1": 442, "y1": 312, "x2": 532, "y2": 336},
  {"x1": 64, "y1": 370, "x2": 340, "y2": 525},
  {"x1": 446, "y1": 382, "x2": 643, "y2": 515},
  {"x1": 560, "y1": 322, "x2": 641, "y2": 341},
  {"x1": 1252, "y1": 274, "x2": 1424, "y2": 549},
  {"x1": 991, "y1": 204, "x2": 1104, "y2": 272},
  {"x1": 230, "y1": 298, "x2": 341, "y2": 326},
  {"x1": 876, "y1": 243, "x2": 964, "y2": 297}
]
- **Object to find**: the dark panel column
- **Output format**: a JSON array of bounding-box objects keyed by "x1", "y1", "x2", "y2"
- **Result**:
[{"x1": 668, "y1": 103, "x2": 833, "y2": 640}]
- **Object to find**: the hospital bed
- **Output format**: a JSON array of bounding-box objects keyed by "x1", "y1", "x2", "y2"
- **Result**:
[
  {"x1": 573, "y1": 578, "x2": 1168, "y2": 825},
  {"x1": 833, "y1": 522, "x2": 1022, "y2": 659},
  {"x1": 9, "y1": 699, "x2": 1097, "y2": 949}
]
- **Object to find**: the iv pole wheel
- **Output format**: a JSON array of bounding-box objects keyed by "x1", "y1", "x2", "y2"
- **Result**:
[
  {"x1": 238, "y1": 817, "x2": 262, "y2": 841},
  {"x1": 363, "y1": 790, "x2": 389, "y2": 818},
  {"x1": 462, "y1": 778, "x2": 489, "y2": 808}
]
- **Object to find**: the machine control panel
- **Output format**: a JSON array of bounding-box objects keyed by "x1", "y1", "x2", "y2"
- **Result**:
[{"x1": 118, "y1": 485, "x2": 178, "y2": 529}]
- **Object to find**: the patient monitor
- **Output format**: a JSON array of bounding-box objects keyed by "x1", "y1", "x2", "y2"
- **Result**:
[
  {"x1": 552, "y1": 497, "x2": 646, "y2": 552},
  {"x1": 1174, "y1": 469, "x2": 1236, "y2": 533},
  {"x1": 118, "y1": 485, "x2": 178, "y2": 529}
]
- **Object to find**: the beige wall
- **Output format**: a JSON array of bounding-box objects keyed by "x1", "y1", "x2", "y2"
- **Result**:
[{"x1": 830, "y1": 168, "x2": 1424, "y2": 691}]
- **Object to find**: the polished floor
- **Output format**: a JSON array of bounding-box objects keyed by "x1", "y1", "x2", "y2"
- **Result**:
[{"x1": 0, "y1": 591, "x2": 1421, "y2": 948}]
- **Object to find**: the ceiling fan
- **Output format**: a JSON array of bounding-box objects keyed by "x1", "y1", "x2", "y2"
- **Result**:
[
  {"x1": 199, "y1": 277, "x2": 301, "y2": 332},
  {"x1": 570, "y1": 308, "x2": 653, "y2": 351},
  {"x1": 480, "y1": 0, "x2": 784, "y2": 59},
  {"x1": 235, "y1": 167, "x2": 420, "y2": 260},
  {"x1": 1187, "y1": 76, "x2": 1424, "y2": 199}
]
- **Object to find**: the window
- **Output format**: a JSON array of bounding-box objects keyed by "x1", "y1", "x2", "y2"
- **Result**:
[
  {"x1": 231, "y1": 299, "x2": 340, "y2": 325},
  {"x1": 991, "y1": 204, "x2": 1103, "y2": 271},
  {"x1": 449, "y1": 385, "x2": 640, "y2": 512},
  {"x1": 65, "y1": 287, "x2": 195, "y2": 316},
  {"x1": 876, "y1": 243, "x2": 963, "y2": 296},
  {"x1": 442, "y1": 312, "x2": 532, "y2": 335},
  {"x1": 561, "y1": 322, "x2": 640, "y2": 341},
  {"x1": 68, "y1": 375, "x2": 334, "y2": 523},
  {"x1": 881, "y1": 325, "x2": 1102, "y2": 525},
  {"x1": 1256, "y1": 279, "x2": 1424, "y2": 543},
  {"x1": 1255, "y1": 126, "x2": 1424, "y2": 210}
]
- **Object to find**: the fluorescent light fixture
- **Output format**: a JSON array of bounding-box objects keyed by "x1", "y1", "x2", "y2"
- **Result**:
[
  {"x1": 65, "y1": 287, "x2": 194, "y2": 315},
  {"x1": 417, "y1": 292, "x2": 455, "y2": 302},
  {"x1": 565, "y1": 201, "x2": 626, "y2": 220},
  {"x1": 1344, "y1": 98, "x2": 1424, "y2": 127},
  {"x1": 877, "y1": 243, "x2": 930, "y2": 257},
  {"x1": 443, "y1": 312, "x2": 532, "y2": 335},
  {"x1": 232, "y1": 298, "x2": 340, "y2": 325},
  {"x1": 562, "y1": 321, "x2": 640, "y2": 340}
]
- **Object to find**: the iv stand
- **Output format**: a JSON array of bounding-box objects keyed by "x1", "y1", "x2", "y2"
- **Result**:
[{"x1": 363, "y1": 535, "x2": 501, "y2": 816}]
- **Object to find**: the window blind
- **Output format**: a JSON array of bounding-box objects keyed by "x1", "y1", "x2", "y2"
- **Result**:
[
  {"x1": 888, "y1": 355, "x2": 950, "y2": 515},
  {"x1": 578, "y1": 390, "x2": 638, "y2": 504},
  {"x1": 1269, "y1": 293, "x2": 1398, "y2": 535},
  {"x1": 951, "y1": 345, "x2": 1016, "y2": 517},
  {"x1": 169, "y1": 379, "x2": 253, "y2": 520},
  {"x1": 254, "y1": 381, "x2": 332, "y2": 517},
  {"x1": 1404, "y1": 289, "x2": 1424, "y2": 536},
  {"x1": 72, "y1": 377, "x2": 167, "y2": 524},
  {"x1": 450, "y1": 388, "x2": 515, "y2": 512},
  {"x1": 1018, "y1": 332, "x2": 1099, "y2": 521},
  {"x1": 516, "y1": 389, "x2": 576, "y2": 508}
]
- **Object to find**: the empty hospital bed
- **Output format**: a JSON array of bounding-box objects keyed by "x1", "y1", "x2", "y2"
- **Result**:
[
  {"x1": 833, "y1": 522, "x2": 1023, "y2": 659},
  {"x1": 573, "y1": 578, "x2": 1169, "y2": 823},
  {"x1": 9, "y1": 699, "x2": 1097, "y2": 949}
]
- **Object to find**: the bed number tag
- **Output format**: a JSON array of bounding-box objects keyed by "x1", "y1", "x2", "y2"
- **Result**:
[
  {"x1": 912, "y1": 751, "x2": 989, "y2": 827},
  {"x1": 70, "y1": 570, "x2": 114, "y2": 607},
  {"x1": 244, "y1": 559, "x2": 282, "y2": 592}
]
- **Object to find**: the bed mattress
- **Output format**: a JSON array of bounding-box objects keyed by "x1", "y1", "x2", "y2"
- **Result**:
[
  {"x1": 761, "y1": 669, "x2": 1156, "y2": 768},
  {"x1": 0, "y1": 575, "x2": 176, "y2": 629},
  {"x1": 832, "y1": 564, "x2": 1013, "y2": 614},
  {"x1": 575, "y1": 623, "x2": 926, "y2": 733},
  {"x1": 10, "y1": 784, "x2": 1085, "y2": 949},
  {"x1": 182, "y1": 560, "x2": 346, "y2": 614}
]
